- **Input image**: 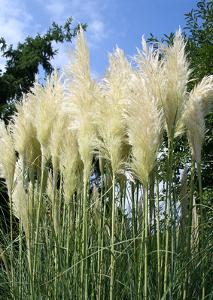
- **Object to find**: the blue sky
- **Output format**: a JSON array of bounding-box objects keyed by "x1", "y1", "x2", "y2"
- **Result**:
[{"x1": 0, "y1": 0, "x2": 197, "y2": 77}]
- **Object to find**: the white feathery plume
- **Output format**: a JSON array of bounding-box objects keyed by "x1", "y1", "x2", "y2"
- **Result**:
[
  {"x1": 134, "y1": 36, "x2": 166, "y2": 106},
  {"x1": 125, "y1": 75, "x2": 163, "y2": 185},
  {"x1": 193, "y1": 75, "x2": 213, "y2": 116},
  {"x1": 34, "y1": 71, "x2": 63, "y2": 158},
  {"x1": 64, "y1": 27, "x2": 98, "y2": 182},
  {"x1": 96, "y1": 47, "x2": 133, "y2": 173},
  {"x1": 12, "y1": 159, "x2": 32, "y2": 239},
  {"x1": 162, "y1": 29, "x2": 191, "y2": 138},
  {"x1": 0, "y1": 121, "x2": 16, "y2": 193},
  {"x1": 183, "y1": 75, "x2": 213, "y2": 162},
  {"x1": 49, "y1": 112, "x2": 69, "y2": 173},
  {"x1": 105, "y1": 47, "x2": 134, "y2": 99},
  {"x1": 12, "y1": 159, "x2": 26, "y2": 219},
  {"x1": 12, "y1": 94, "x2": 41, "y2": 170},
  {"x1": 60, "y1": 129, "x2": 81, "y2": 204},
  {"x1": 184, "y1": 97, "x2": 204, "y2": 163}
]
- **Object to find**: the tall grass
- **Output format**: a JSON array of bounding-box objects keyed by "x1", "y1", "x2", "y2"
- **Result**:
[{"x1": 0, "y1": 28, "x2": 213, "y2": 299}]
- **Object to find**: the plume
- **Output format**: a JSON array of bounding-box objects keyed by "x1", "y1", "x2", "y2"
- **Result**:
[
  {"x1": 49, "y1": 112, "x2": 69, "y2": 173},
  {"x1": 125, "y1": 75, "x2": 163, "y2": 185},
  {"x1": 183, "y1": 75, "x2": 213, "y2": 162},
  {"x1": 95, "y1": 47, "x2": 132, "y2": 173},
  {"x1": 162, "y1": 29, "x2": 191, "y2": 138},
  {"x1": 134, "y1": 36, "x2": 166, "y2": 107},
  {"x1": 12, "y1": 160, "x2": 32, "y2": 239},
  {"x1": 64, "y1": 27, "x2": 97, "y2": 182},
  {"x1": 60, "y1": 129, "x2": 81, "y2": 204},
  {"x1": 0, "y1": 121, "x2": 16, "y2": 193},
  {"x1": 12, "y1": 94, "x2": 41, "y2": 170},
  {"x1": 34, "y1": 71, "x2": 63, "y2": 158}
]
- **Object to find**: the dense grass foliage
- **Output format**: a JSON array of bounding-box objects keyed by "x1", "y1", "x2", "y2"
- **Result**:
[{"x1": 0, "y1": 28, "x2": 213, "y2": 300}]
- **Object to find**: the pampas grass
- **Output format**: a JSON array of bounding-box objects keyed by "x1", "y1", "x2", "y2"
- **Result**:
[
  {"x1": 125, "y1": 74, "x2": 163, "y2": 185},
  {"x1": 64, "y1": 27, "x2": 98, "y2": 183},
  {"x1": 0, "y1": 121, "x2": 16, "y2": 194},
  {"x1": 183, "y1": 75, "x2": 213, "y2": 162},
  {"x1": 163, "y1": 29, "x2": 191, "y2": 139},
  {"x1": 125, "y1": 66, "x2": 163, "y2": 298},
  {"x1": 96, "y1": 47, "x2": 131, "y2": 174},
  {"x1": 0, "y1": 28, "x2": 212, "y2": 300},
  {"x1": 60, "y1": 128, "x2": 81, "y2": 205},
  {"x1": 135, "y1": 36, "x2": 166, "y2": 108},
  {"x1": 63, "y1": 28, "x2": 99, "y2": 298},
  {"x1": 12, "y1": 160, "x2": 32, "y2": 240},
  {"x1": 34, "y1": 72, "x2": 62, "y2": 160}
]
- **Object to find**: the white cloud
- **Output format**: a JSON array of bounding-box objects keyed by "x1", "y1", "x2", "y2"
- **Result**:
[
  {"x1": 45, "y1": 1, "x2": 66, "y2": 21},
  {"x1": 36, "y1": 0, "x2": 111, "y2": 74},
  {"x1": 50, "y1": 42, "x2": 70, "y2": 71},
  {"x1": 0, "y1": 0, "x2": 32, "y2": 45},
  {"x1": 0, "y1": 0, "x2": 111, "y2": 74},
  {"x1": 89, "y1": 19, "x2": 105, "y2": 43},
  {"x1": 0, "y1": 0, "x2": 33, "y2": 71},
  {"x1": 41, "y1": 0, "x2": 110, "y2": 47}
]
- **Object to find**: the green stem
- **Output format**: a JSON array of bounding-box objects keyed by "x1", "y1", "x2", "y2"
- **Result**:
[
  {"x1": 144, "y1": 184, "x2": 149, "y2": 300},
  {"x1": 8, "y1": 188, "x2": 14, "y2": 298},
  {"x1": 66, "y1": 204, "x2": 71, "y2": 268},
  {"x1": 81, "y1": 174, "x2": 88, "y2": 300},
  {"x1": 164, "y1": 137, "x2": 173, "y2": 296},
  {"x1": 110, "y1": 172, "x2": 116, "y2": 300},
  {"x1": 120, "y1": 179, "x2": 125, "y2": 241},
  {"x1": 53, "y1": 169, "x2": 59, "y2": 236},
  {"x1": 185, "y1": 159, "x2": 195, "y2": 298},
  {"x1": 197, "y1": 161, "x2": 205, "y2": 299},
  {"x1": 32, "y1": 152, "x2": 46, "y2": 297},
  {"x1": 156, "y1": 175, "x2": 161, "y2": 299},
  {"x1": 131, "y1": 182, "x2": 138, "y2": 295},
  {"x1": 98, "y1": 173, "x2": 105, "y2": 300},
  {"x1": 76, "y1": 189, "x2": 81, "y2": 298},
  {"x1": 137, "y1": 183, "x2": 144, "y2": 298},
  {"x1": 18, "y1": 220, "x2": 23, "y2": 299}
]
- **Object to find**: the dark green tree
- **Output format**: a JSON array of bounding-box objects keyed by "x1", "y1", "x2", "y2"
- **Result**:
[
  {"x1": 184, "y1": 0, "x2": 213, "y2": 191},
  {"x1": 185, "y1": 0, "x2": 213, "y2": 83}
]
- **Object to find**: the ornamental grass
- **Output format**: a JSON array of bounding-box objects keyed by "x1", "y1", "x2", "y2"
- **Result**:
[{"x1": 0, "y1": 28, "x2": 212, "y2": 300}]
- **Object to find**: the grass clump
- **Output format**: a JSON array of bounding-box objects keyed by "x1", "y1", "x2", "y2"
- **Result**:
[{"x1": 0, "y1": 28, "x2": 213, "y2": 300}]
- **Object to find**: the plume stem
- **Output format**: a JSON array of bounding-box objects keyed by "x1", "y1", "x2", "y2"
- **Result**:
[
  {"x1": 110, "y1": 172, "x2": 116, "y2": 300},
  {"x1": 144, "y1": 183, "x2": 149, "y2": 300},
  {"x1": 32, "y1": 151, "x2": 46, "y2": 289},
  {"x1": 98, "y1": 171, "x2": 107, "y2": 300},
  {"x1": 81, "y1": 174, "x2": 88, "y2": 300},
  {"x1": 164, "y1": 136, "x2": 174, "y2": 296},
  {"x1": 197, "y1": 161, "x2": 205, "y2": 299},
  {"x1": 156, "y1": 174, "x2": 161, "y2": 299},
  {"x1": 8, "y1": 189, "x2": 14, "y2": 294},
  {"x1": 53, "y1": 169, "x2": 59, "y2": 236},
  {"x1": 185, "y1": 159, "x2": 195, "y2": 297}
]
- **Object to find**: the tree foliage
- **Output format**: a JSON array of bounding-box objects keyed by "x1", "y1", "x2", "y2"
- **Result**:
[
  {"x1": 184, "y1": 0, "x2": 213, "y2": 190},
  {"x1": 185, "y1": 0, "x2": 213, "y2": 82}
]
